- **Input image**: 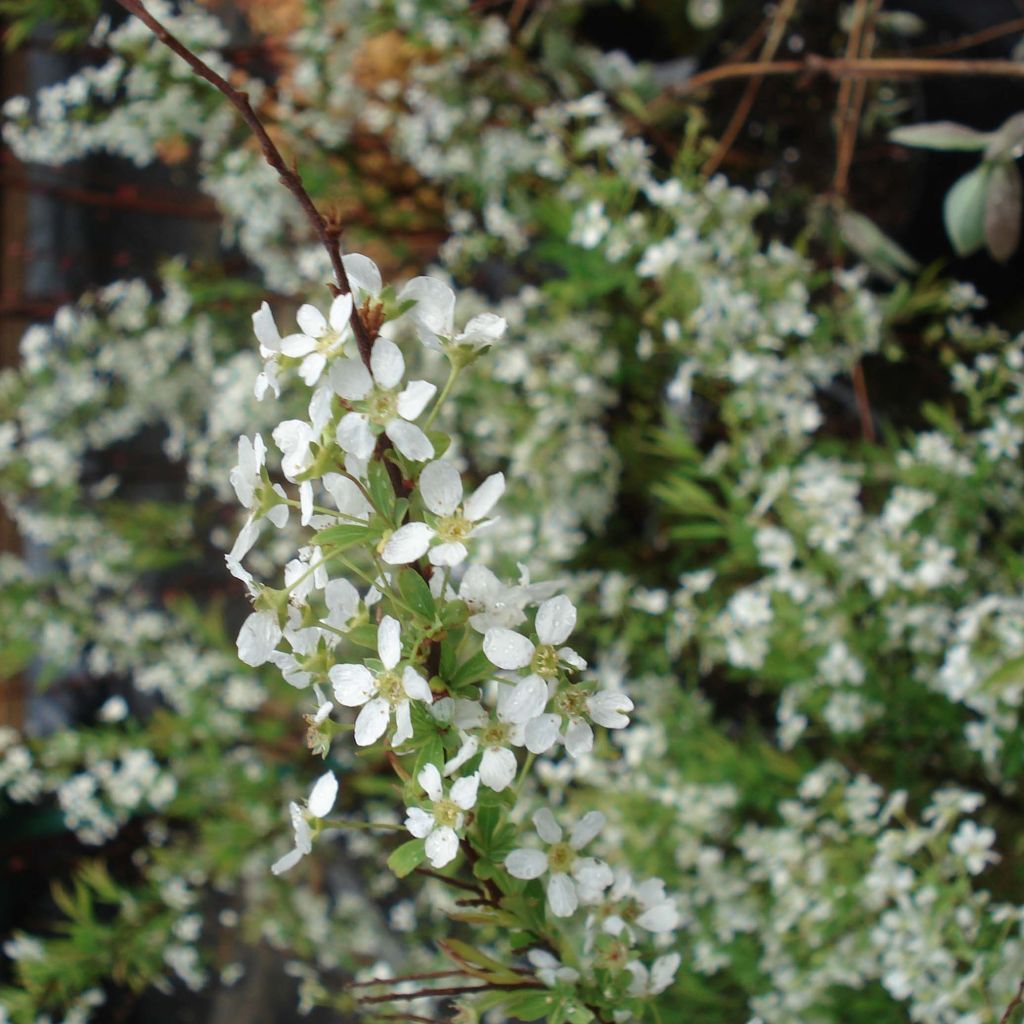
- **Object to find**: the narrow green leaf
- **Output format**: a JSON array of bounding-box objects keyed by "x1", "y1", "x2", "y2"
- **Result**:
[
  {"x1": 368, "y1": 459, "x2": 395, "y2": 520},
  {"x1": 890, "y1": 121, "x2": 991, "y2": 152},
  {"x1": 311, "y1": 522, "x2": 370, "y2": 550}
]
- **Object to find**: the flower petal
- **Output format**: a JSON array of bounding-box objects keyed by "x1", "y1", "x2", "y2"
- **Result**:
[
  {"x1": 564, "y1": 719, "x2": 594, "y2": 759},
  {"x1": 586, "y1": 691, "x2": 633, "y2": 729},
  {"x1": 536, "y1": 595, "x2": 577, "y2": 646},
  {"x1": 464, "y1": 472, "x2": 505, "y2": 522},
  {"x1": 381, "y1": 522, "x2": 433, "y2": 565},
  {"x1": 343, "y1": 253, "x2": 382, "y2": 301},
  {"x1": 418, "y1": 763, "x2": 443, "y2": 802},
  {"x1": 279, "y1": 332, "x2": 317, "y2": 357},
  {"x1": 396, "y1": 380, "x2": 437, "y2": 421},
  {"x1": 480, "y1": 747, "x2": 517, "y2": 791},
  {"x1": 296, "y1": 304, "x2": 328, "y2": 338},
  {"x1": 354, "y1": 698, "x2": 391, "y2": 746},
  {"x1": 329, "y1": 358, "x2": 373, "y2": 401},
  {"x1": 405, "y1": 806, "x2": 435, "y2": 838},
  {"x1": 425, "y1": 825, "x2": 459, "y2": 868},
  {"x1": 419, "y1": 460, "x2": 463, "y2": 516},
  {"x1": 377, "y1": 615, "x2": 401, "y2": 669},
  {"x1": 533, "y1": 807, "x2": 562, "y2": 844},
  {"x1": 450, "y1": 772, "x2": 480, "y2": 810},
  {"x1": 253, "y1": 302, "x2": 281, "y2": 351},
  {"x1": 505, "y1": 848, "x2": 548, "y2": 880},
  {"x1": 307, "y1": 771, "x2": 338, "y2": 818},
  {"x1": 271, "y1": 847, "x2": 303, "y2": 875},
  {"x1": 428, "y1": 542, "x2": 468, "y2": 567},
  {"x1": 402, "y1": 666, "x2": 433, "y2": 703},
  {"x1": 547, "y1": 873, "x2": 578, "y2": 917},
  {"x1": 328, "y1": 292, "x2": 354, "y2": 332},
  {"x1": 500, "y1": 674, "x2": 549, "y2": 725},
  {"x1": 392, "y1": 699, "x2": 413, "y2": 746},
  {"x1": 385, "y1": 419, "x2": 434, "y2": 462},
  {"x1": 398, "y1": 277, "x2": 455, "y2": 340},
  {"x1": 336, "y1": 412, "x2": 376, "y2": 459},
  {"x1": 370, "y1": 337, "x2": 405, "y2": 390},
  {"x1": 524, "y1": 713, "x2": 560, "y2": 754},
  {"x1": 330, "y1": 664, "x2": 377, "y2": 706},
  {"x1": 483, "y1": 628, "x2": 534, "y2": 670},
  {"x1": 237, "y1": 610, "x2": 282, "y2": 667},
  {"x1": 570, "y1": 810, "x2": 605, "y2": 850}
]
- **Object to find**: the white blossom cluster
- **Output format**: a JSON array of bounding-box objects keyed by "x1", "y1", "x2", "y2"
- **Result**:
[{"x1": 228, "y1": 250, "x2": 680, "y2": 1019}]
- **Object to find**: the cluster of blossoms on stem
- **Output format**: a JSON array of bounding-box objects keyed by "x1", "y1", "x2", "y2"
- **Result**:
[{"x1": 227, "y1": 251, "x2": 679, "y2": 1019}]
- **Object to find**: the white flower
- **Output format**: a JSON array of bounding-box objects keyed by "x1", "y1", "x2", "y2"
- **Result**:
[
  {"x1": 950, "y1": 820, "x2": 998, "y2": 875},
  {"x1": 278, "y1": 293, "x2": 354, "y2": 387},
  {"x1": 505, "y1": 808, "x2": 613, "y2": 917},
  {"x1": 329, "y1": 616, "x2": 433, "y2": 746},
  {"x1": 404, "y1": 764, "x2": 479, "y2": 868},
  {"x1": 527, "y1": 949, "x2": 580, "y2": 988},
  {"x1": 381, "y1": 460, "x2": 505, "y2": 567},
  {"x1": 625, "y1": 953, "x2": 681, "y2": 997},
  {"x1": 483, "y1": 595, "x2": 586, "y2": 677},
  {"x1": 548, "y1": 685, "x2": 634, "y2": 759},
  {"x1": 271, "y1": 770, "x2": 338, "y2": 875},
  {"x1": 601, "y1": 873, "x2": 680, "y2": 938},
  {"x1": 432, "y1": 563, "x2": 562, "y2": 632},
  {"x1": 331, "y1": 338, "x2": 436, "y2": 462},
  {"x1": 444, "y1": 676, "x2": 550, "y2": 791},
  {"x1": 399, "y1": 276, "x2": 507, "y2": 354},
  {"x1": 226, "y1": 434, "x2": 289, "y2": 569},
  {"x1": 237, "y1": 608, "x2": 283, "y2": 668},
  {"x1": 272, "y1": 419, "x2": 316, "y2": 481},
  {"x1": 252, "y1": 302, "x2": 283, "y2": 400}
]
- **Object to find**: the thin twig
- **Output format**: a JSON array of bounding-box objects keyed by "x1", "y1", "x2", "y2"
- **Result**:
[
  {"x1": 910, "y1": 16, "x2": 1024, "y2": 58},
  {"x1": 413, "y1": 866, "x2": 484, "y2": 895},
  {"x1": 348, "y1": 969, "x2": 470, "y2": 988},
  {"x1": 680, "y1": 54, "x2": 1024, "y2": 92},
  {"x1": 111, "y1": 0, "x2": 375, "y2": 367},
  {"x1": 702, "y1": 0, "x2": 800, "y2": 176},
  {"x1": 1000, "y1": 980, "x2": 1024, "y2": 1024},
  {"x1": 357, "y1": 982, "x2": 543, "y2": 1005},
  {"x1": 833, "y1": 0, "x2": 883, "y2": 199}
]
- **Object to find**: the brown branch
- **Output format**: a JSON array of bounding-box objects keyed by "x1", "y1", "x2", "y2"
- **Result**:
[
  {"x1": 910, "y1": 16, "x2": 1024, "y2": 58},
  {"x1": 413, "y1": 866, "x2": 484, "y2": 895},
  {"x1": 111, "y1": 0, "x2": 375, "y2": 368},
  {"x1": 348, "y1": 969, "x2": 470, "y2": 988},
  {"x1": 833, "y1": 0, "x2": 883, "y2": 199},
  {"x1": 1000, "y1": 980, "x2": 1024, "y2": 1024},
  {"x1": 702, "y1": 0, "x2": 800, "y2": 176},
  {"x1": 680, "y1": 54, "x2": 1024, "y2": 93},
  {"x1": 357, "y1": 982, "x2": 542, "y2": 1005}
]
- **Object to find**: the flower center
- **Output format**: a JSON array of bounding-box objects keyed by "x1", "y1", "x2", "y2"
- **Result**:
[
  {"x1": 376, "y1": 669, "x2": 404, "y2": 706},
  {"x1": 433, "y1": 797, "x2": 461, "y2": 828},
  {"x1": 555, "y1": 686, "x2": 588, "y2": 719},
  {"x1": 367, "y1": 389, "x2": 398, "y2": 426},
  {"x1": 482, "y1": 721, "x2": 511, "y2": 748},
  {"x1": 532, "y1": 644, "x2": 560, "y2": 678},
  {"x1": 316, "y1": 328, "x2": 343, "y2": 355},
  {"x1": 548, "y1": 841, "x2": 575, "y2": 873},
  {"x1": 596, "y1": 939, "x2": 630, "y2": 972},
  {"x1": 436, "y1": 513, "x2": 473, "y2": 543}
]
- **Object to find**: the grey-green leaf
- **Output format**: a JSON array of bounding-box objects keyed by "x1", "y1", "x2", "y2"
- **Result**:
[
  {"x1": 890, "y1": 121, "x2": 991, "y2": 152},
  {"x1": 984, "y1": 161, "x2": 1022, "y2": 262},
  {"x1": 943, "y1": 165, "x2": 992, "y2": 257},
  {"x1": 839, "y1": 210, "x2": 921, "y2": 282},
  {"x1": 984, "y1": 112, "x2": 1024, "y2": 162}
]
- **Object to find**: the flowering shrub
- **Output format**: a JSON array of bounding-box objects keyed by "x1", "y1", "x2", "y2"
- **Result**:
[{"x1": 3, "y1": 2, "x2": 1024, "y2": 1024}]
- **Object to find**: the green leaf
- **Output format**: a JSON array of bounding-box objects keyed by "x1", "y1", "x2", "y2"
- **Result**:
[
  {"x1": 984, "y1": 161, "x2": 1022, "y2": 262},
  {"x1": 311, "y1": 522, "x2": 371, "y2": 550},
  {"x1": 450, "y1": 649, "x2": 493, "y2": 689},
  {"x1": 368, "y1": 460, "x2": 396, "y2": 520},
  {"x1": 387, "y1": 839, "x2": 426, "y2": 878},
  {"x1": 500, "y1": 990, "x2": 559, "y2": 1021},
  {"x1": 399, "y1": 569, "x2": 436, "y2": 621},
  {"x1": 890, "y1": 121, "x2": 991, "y2": 152},
  {"x1": 345, "y1": 623, "x2": 380, "y2": 649},
  {"x1": 982, "y1": 654, "x2": 1024, "y2": 694},
  {"x1": 944, "y1": 165, "x2": 992, "y2": 257},
  {"x1": 839, "y1": 210, "x2": 921, "y2": 283},
  {"x1": 413, "y1": 733, "x2": 444, "y2": 778}
]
